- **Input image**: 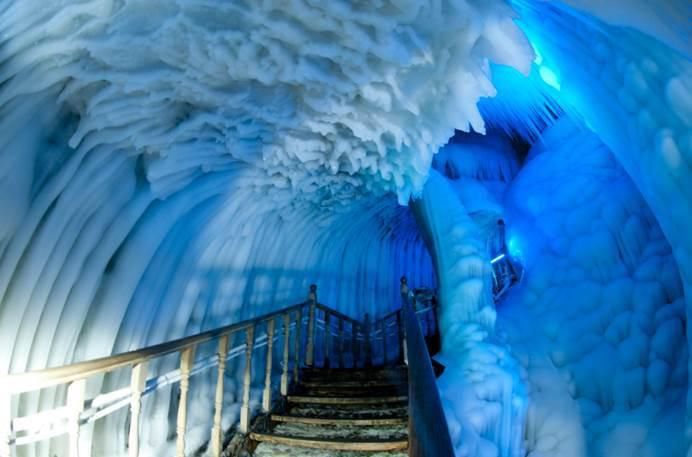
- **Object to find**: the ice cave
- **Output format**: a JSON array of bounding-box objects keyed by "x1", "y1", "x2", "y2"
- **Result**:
[{"x1": 0, "y1": 1, "x2": 689, "y2": 456}]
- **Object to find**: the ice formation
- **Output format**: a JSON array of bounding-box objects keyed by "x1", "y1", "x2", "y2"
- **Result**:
[{"x1": 0, "y1": 0, "x2": 690, "y2": 456}]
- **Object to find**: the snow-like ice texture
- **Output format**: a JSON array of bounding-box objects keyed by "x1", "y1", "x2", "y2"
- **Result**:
[
  {"x1": 498, "y1": 117, "x2": 686, "y2": 457},
  {"x1": 0, "y1": 1, "x2": 537, "y2": 456},
  {"x1": 411, "y1": 132, "x2": 527, "y2": 457},
  {"x1": 510, "y1": 1, "x2": 692, "y2": 453}
]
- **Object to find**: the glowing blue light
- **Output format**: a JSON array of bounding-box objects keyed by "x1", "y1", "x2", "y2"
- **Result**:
[
  {"x1": 491, "y1": 253, "x2": 506, "y2": 264},
  {"x1": 507, "y1": 236, "x2": 522, "y2": 260},
  {"x1": 538, "y1": 66, "x2": 561, "y2": 91}
]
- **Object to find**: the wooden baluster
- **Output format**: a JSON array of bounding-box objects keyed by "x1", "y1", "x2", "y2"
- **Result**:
[
  {"x1": 306, "y1": 285, "x2": 317, "y2": 367},
  {"x1": 293, "y1": 308, "x2": 302, "y2": 383},
  {"x1": 210, "y1": 334, "x2": 229, "y2": 457},
  {"x1": 352, "y1": 322, "x2": 360, "y2": 368},
  {"x1": 380, "y1": 320, "x2": 387, "y2": 365},
  {"x1": 338, "y1": 319, "x2": 345, "y2": 368},
  {"x1": 400, "y1": 277, "x2": 409, "y2": 365},
  {"x1": 262, "y1": 319, "x2": 275, "y2": 412},
  {"x1": 364, "y1": 313, "x2": 372, "y2": 368},
  {"x1": 176, "y1": 346, "x2": 196, "y2": 457},
  {"x1": 0, "y1": 392, "x2": 12, "y2": 457},
  {"x1": 240, "y1": 324, "x2": 255, "y2": 434},
  {"x1": 323, "y1": 311, "x2": 331, "y2": 368},
  {"x1": 128, "y1": 361, "x2": 148, "y2": 457},
  {"x1": 281, "y1": 313, "x2": 291, "y2": 396},
  {"x1": 67, "y1": 378, "x2": 86, "y2": 457},
  {"x1": 396, "y1": 310, "x2": 406, "y2": 364}
]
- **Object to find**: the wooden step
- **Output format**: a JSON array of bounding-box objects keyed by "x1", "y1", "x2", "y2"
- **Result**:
[
  {"x1": 298, "y1": 384, "x2": 407, "y2": 396},
  {"x1": 288, "y1": 403, "x2": 408, "y2": 420},
  {"x1": 271, "y1": 414, "x2": 407, "y2": 426},
  {"x1": 287, "y1": 394, "x2": 408, "y2": 405},
  {"x1": 249, "y1": 432, "x2": 408, "y2": 451},
  {"x1": 301, "y1": 375, "x2": 407, "y2": 384},
  {"x1": 300, "y1": 379, "x2": 404, "y2": 388},
  {"x1": 301, "y1": 367, "x2": 406, "y2": 378},
  {"x1": 301, "y1": 366, "x2": 406, "y2": 372}
]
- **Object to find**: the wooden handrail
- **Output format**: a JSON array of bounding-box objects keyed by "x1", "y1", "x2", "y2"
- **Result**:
[
  {"x1": 315, "y1": 303, "x2": 360, "y2": 325},
  {"x1": 400, "y1": 277, "x2": 454, "y2": 457},
  {"x1": 0, "y1": 302, "x2": 307, "y2": 394}
]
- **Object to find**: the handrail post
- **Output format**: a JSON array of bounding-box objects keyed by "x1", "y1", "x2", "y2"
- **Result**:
[
  {"x1": 352, "y1": 322, "x2": 360, "y2": 368},
  {"x1": 0, "y1": 392, "x2": 11, "y2": 457},
  {"x1": 400, "y1": 277, "x2": 409, "y2": 365},
  {"x1": 364, "y1": 313, "x2": 371, "y2": 368},
  {"x1": 262, "y1": 319, "x2": 275, "y2": 412},
  {"x1": 323, "y1": 311, "x2": 331, "y2": 368},
  {"x1": 306, "y1": 285, "x2": 317, "y2": 367},
  {"x1": 210, "y1": 334, "x2": 229, "y2": 457},
  {"x1": 293, "y1": 308, "x2": 302, "y2": 383},
  {"x1": 128, "y1": 361, "x2": 148, "y2": 457},
  {"x1": 338, "y1": 319, "x2": 345, "y2": 368},
  {"x1": 281, "y1": 313, "x2": 291, "y2": 396},
  {"x1": 176, "y1": 346, "x2": 196, "y2": 457},
  {"x1": 380, "y1": 320, "x2": 387, "y2": 365},
  {"x1": 67, "y1": 378, "x2": 86, "y2": 457},
  {"x1": 240, "y1": 324, "x2": 255, "y2": 434},
  {"x1": 396, "y1": 310, "x2": 406, "y2": 364}
]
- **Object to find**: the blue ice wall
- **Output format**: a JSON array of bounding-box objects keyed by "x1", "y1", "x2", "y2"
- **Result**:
[{"x1": 500, "y1": 117, "x2": 685, "y2": 456}]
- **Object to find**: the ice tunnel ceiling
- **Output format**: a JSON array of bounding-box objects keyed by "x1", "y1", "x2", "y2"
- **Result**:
[{"x1": 0, "y1": 1, "x2": 690, "y2": 457}]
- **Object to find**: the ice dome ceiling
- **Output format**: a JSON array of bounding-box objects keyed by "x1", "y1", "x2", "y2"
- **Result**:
[{"x1": 0, "y1": 0, "x2": 690, "y2": 457}]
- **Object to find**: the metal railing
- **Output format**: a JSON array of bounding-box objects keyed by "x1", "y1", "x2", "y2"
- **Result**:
[{"x1": 0, "y1": 280, "x2": 452, "y2": 457}]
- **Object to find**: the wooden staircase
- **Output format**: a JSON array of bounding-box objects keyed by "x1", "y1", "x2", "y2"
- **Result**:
[
  {"x1": 249, "y1": 365, "x2": 410, "y2": 456},
  {"x1": 0, "y1": 278, "x2": 454, "y2": 457}
]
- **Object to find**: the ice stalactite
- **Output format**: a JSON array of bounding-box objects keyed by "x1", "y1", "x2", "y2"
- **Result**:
[
  {"x1": 411, "y1": 159, "x2": 526, "y2": 457},
  {"x1": 499, "y1": 117, "x2": 686, "y2": 457}
]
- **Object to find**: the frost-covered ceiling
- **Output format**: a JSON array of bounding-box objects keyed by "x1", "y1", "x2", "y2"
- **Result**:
[{"x1": 0, "y1": 1, "x2": 690, "y2": 457}]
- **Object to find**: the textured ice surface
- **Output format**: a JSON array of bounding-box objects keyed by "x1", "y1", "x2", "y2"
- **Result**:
[
  {"x1": 510, "y1": 3, "x2": 692, "y2": 454},
  {"x1": 499, "y1": 118, "x2": 685, "y2": 457}
]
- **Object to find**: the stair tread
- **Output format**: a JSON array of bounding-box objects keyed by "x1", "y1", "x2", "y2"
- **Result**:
[
  {"x1": 250, "y1": 432, "x2": 408, "y2": 451},
  {"x1": 287, "y1": 395, "x2": 407, "y2": 405},
  {"x1": 301, "y1": 368, "x2": 407, "y2": 381},
  {"x1": 303, "y1": 365, "x2": 407, "y2": 372},
  {"x1": 300, "y1": 380, "x2": 405, "y2": 388},
  {"x1": 253, "y1": 444, "x2": 407, "y2": 457},
  {"x1": 288, "y1": 404, "x2": 408, "y2": 419},
  {"x1": 270, "y1": 422, "x2": 406, "y2": 440},
  {"x1": 271, "y1": 414, "x2": 407, "y2": 426}
]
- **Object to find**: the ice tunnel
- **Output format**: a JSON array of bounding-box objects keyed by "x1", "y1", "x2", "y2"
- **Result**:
[{"x1": 0, "y1": 1, "x2": 689, "y2": 456}]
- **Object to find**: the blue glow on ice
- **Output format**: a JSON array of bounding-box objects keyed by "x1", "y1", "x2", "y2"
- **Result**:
[
  {"x1": 506, "y1": 235, "x2": 523, "y2": 261},
  {"x1": 538, "y1": 66, "x2": 561, "y2": 91}
]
